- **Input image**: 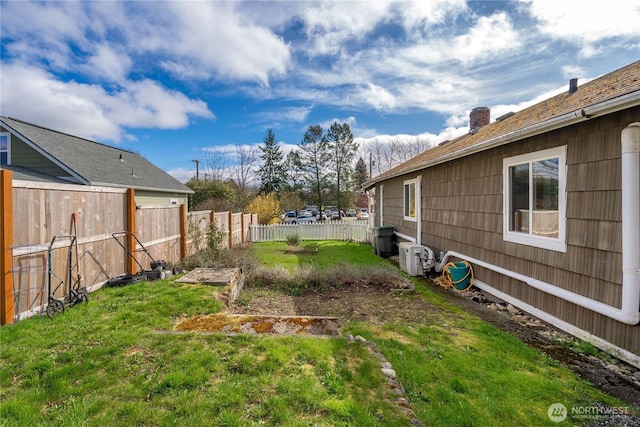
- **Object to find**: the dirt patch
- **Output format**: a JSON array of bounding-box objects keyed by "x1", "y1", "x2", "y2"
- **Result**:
[
  {"x1": 227, "y1": 277, "x2": 640, "y2": 411},
  {"x1": 229, "y1": 283, "x2": 447, "y2": 326}
]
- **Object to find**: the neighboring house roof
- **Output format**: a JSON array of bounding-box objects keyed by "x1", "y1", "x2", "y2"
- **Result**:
[
  {"x1": 365, "y1": 60, "x2": 640, "y2": 189},
  {"x1": 1, "y1": 116, "x2": 192, "y2": 194},
  {"x1": 1, "y1": 164, "x2": 71, "y2": 184}
]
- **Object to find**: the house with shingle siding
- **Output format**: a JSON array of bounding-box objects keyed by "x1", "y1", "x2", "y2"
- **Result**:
[
  {"x1": 0, "y1": 116, "x2": 192, "y2": 206},
  {"x1": 365, "y1": 60, "x2": 640, "y2": 366}
]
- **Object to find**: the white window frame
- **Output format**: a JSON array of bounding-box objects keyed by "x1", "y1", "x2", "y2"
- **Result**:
[
  {"x1": 0, "y1": 132, "x2": 10, "y2": 165},
  {"x1": 503, "y1": 146, "x2": 567, "y2": 252},
  {"x1": 403, "y1": 179, "x2": 417, "y2": 222}
]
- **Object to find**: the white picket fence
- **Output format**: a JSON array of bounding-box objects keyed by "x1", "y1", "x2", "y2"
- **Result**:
[{"x1": 250, "y1": 221, "x2": 371, "y2": 243}]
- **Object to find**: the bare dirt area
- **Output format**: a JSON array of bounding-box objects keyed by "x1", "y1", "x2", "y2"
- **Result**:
[
  {"x1": 229, "y1": 283, "x2": 447, "y2": 326},
  {"x1": 227, "y1": 278, "x2": 640, "y2": 412}
]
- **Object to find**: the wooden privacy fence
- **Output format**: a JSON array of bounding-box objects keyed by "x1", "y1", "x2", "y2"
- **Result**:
[
  {"x1": 0, "y1": 170, "x2": 257, "y2": 324},
  {"x1": 250, "y1": 221, "x2": 370, "y2": 243},
  {"x1": 185, "y1": 210, "x2": 255, "y2": 253}
]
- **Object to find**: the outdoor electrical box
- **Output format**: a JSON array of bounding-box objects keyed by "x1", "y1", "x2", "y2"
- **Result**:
[{"x1": 398, "y1": 242, "x2": 423, "y2": 276}]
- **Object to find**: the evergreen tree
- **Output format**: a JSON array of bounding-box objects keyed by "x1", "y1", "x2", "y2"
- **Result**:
[
  {"x1": 326, "y1": 122, "x2": 357, "y2": 214},
  {"x1": 256, "y1": 129, "x2": 287, "y2": 194},
  {"x1": 298, "y1": 124, "x2": 330, "y2": 209},
  {"x1": 354, "y1": 157, "x2": 369, "y2": 189},
  {"x1": 284, "y1": 149, "x2": 303, "y2": 191}
]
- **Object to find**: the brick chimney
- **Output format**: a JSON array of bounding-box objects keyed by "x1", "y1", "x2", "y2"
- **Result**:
[{"x1": 469, "y1": 107, "x2": 490, "y2": 134}]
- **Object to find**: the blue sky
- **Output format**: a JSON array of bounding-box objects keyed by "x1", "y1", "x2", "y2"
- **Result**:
[{"x1": 1, "y1": 0, "x2": 638, "y2": 183}]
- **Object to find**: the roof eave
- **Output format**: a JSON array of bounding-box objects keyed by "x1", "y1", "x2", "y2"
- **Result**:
[
  {"x1": 363, "y1": 91, "x2": 640, "y2": 190},
  {"x1": 1, "y1": 119, "x2": 90, "y2": 185},
  {"x1": 91, "y1": 181, "x2": 194, "y2": 194}
]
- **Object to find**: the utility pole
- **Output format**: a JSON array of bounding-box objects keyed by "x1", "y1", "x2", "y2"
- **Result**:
[
  {"x1": 369, "y1": 152, "x2": 375, "y2": 179},
  {"x1": 192, "y1": 159, "x2": 200, "y2": 181}
]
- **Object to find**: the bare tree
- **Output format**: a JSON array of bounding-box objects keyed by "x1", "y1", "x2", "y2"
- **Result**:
[
  {"x1": 204, "y1": 150, "x2": 230, "y2": 181},
  {"x1": 365, "y1": 135, "x2": 433, "y2": 178},
  {"x1": 232, "y1": 144, "x2": 258, "y2": 192}
]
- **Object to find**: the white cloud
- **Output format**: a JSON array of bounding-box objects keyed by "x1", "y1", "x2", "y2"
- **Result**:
[
  {"x1": 525, "y1": 0, "x2": 640, "y2": 44},
  {"x1": 85, "y1": 44, "x2": 132, "y2": 83},
  {"x1": 163, "y1": 2, "x2": 291, "y2": 84},
  {"x1": 561, "y1": 65, "x2": 586, "y2": 80},
  {"x1": 361, "y1": 83, "x2": 398, "y2": 110},
  {"x1": 450, "y1": 13, "x2": 520, "y2": 63},
  {"x1": 0, "y1": 63, "x2": 214, "y2": 142},
  {"x1": 166, "y1": 167, "x2": 196, "y2": 184},
  {"x1": 252, "y1": 106, "x2": 312, "y2": 126},
  {"x1": 301, "y1": 1, "x2": 392, "y2": 56},
  {"x1": 396, "y1": 0, "x2": 467, "y2": 28}
]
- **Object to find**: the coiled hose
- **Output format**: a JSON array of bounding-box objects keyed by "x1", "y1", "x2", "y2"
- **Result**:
[{"x1": 433, "y1": 260, "x2": 474, "y2": 291}]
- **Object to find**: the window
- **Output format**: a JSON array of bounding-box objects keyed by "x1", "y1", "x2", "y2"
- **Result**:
[
  {"x1": 0, "y1": 133, "x2": 9, "y2": 165},
  {"x1": 503, "y1": 146, "x2": 566, "y2": 252},
  {"x1": 404, "y1": 179, "x2": 417, "y2": 221}
]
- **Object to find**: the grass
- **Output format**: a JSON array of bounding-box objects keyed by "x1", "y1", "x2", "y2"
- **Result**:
[
  {"x1": 253, "y1": 240, "x2": 383, "y2": 271},
  {"x1": 1, "y1": 241, "x2": 636, "y2": 426}
]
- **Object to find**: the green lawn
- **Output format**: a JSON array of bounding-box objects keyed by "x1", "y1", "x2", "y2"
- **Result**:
[
  {"x1": 0, "y1": 241, "x2": 635, "y2": 426},
  {"x1": 253, "y1": 240, "x2": 383, "y2": 271}
]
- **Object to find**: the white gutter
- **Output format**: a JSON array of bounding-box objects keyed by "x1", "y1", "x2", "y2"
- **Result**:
[
  {"x1": 364, "y1": 91, "x2": 640, "y2": 189},
  {"x1": 432, "y1": 122, "x2": 640, "y2": 325}
]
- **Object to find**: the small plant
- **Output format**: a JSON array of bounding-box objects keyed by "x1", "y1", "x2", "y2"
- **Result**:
[
  {"x1": 285, "y1": 234, "x2": 300, "y2": 246},
  {"x1": 207, "y1": 222, "x2": 227, "y2": 256}
]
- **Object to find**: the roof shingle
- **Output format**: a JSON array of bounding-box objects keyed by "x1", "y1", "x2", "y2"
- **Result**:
[{"x1": 1, "y1": 116, "x2": 192, "y2": 193}]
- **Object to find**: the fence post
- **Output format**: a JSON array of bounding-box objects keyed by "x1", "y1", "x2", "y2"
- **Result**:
[
  {"x1": 228, "y1": 211, "x2": 233, "y2": 248},
  {"x1": 1, "y1": 170, "x2": 15, "y2": 325},
  {"x1": 179, "y1": 203, "x2": 187, "y2": 259},
  {"x1": 241, "y1": 212, "x2": 246, "y2": 244},
  {"x1": 126, "y1": 188, "x2": 136, "y2": 274}
]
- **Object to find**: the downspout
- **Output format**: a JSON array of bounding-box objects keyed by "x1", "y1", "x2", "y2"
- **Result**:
[
  {"x1": 620, "y1": 122, "x2": 640, "y2": 323},
  {"x1": 434, "y1": 122, "x2": 640, "y2": 325},
  {"x1": 416, "y1": 175, "x2": 422, "y2": 245},
  {"x1": 379, "y1": 184, "x2": 384, "y2": 226}
]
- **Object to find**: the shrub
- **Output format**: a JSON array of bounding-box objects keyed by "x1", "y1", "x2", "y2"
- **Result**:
[
  {"x1": 285, "y1": 234, "x2": 300, "y2": 246},
  {"x1": 177, "y1": 225, "x2": 258, "y2": 273},
  {"x1": 246, "y1": 263, "x2": 413, "y2": 295}
]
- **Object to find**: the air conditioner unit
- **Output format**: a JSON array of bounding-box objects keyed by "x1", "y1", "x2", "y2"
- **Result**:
[{"x1": 398, "y1": 242, "x2": 423, "y2": 276}]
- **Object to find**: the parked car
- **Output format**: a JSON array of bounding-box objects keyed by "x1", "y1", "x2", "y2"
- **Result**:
[
  {"x1": 331, "y1": 210, "x2": 340, "y2": 220},
  {"x1": 305, "y1": 206, "x2": 319, "y2": 216},
  {"x1": 291, "y1": 211, "x2": 317, "y2": 224},
  {"x1": 282, "y1": 211, "x2": 297, "y2": 223},
  {"x1": 359, "y1": 211, "x2": 369, "y2": 220},
  {"x1": 346, "y1": 209, "x2": 357, "y2": 217}
]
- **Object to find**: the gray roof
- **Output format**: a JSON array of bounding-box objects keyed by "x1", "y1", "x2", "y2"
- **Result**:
[
  {"x1": 1, "y1": 116, "x2": 192, "y2": 193},
  {"x1": 0, "y1": 164, "x2": 70, "y2": 183}
]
